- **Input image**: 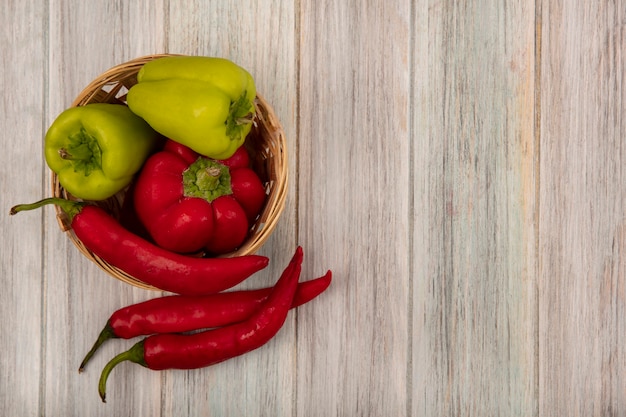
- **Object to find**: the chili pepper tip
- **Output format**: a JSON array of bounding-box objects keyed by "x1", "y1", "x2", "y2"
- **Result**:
[
  {"x1": 79, "y1": 322, "x2": 117, "y2": 373},
  {"x1": 98, "y1": 340, "x2": 146, "y2": 403},
  {"x1": 9, "y1": 197, "x2": 84, "y2": 220}
]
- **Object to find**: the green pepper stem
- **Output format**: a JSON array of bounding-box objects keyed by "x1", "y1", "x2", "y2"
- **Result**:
[
  {"x1": 59, "y1": 127, "x2": 103, "y2": 176},
  {"x1": 98, "y1": 340, "x2": 146, "y2": 403},
  {"x1": 79, "y1": 322, "x2": 117, "y2": 373},
  {"x1": 9, "y1": 197, "x2": 84, "y2": 221},
  {"x1": 225, "y1": 91, "x2": 255, "y2": 141},
  {"x1": 235, "y1": 113, "x2": 254, "y2": 126},
  {"x1": 183, "y1": 158, "x2": 233, "y2": 201},
  {"x1": 59, "y1": 143, "x2": 94, "y2": 161},
  {"x1": 197, "y1": 166, "x2": 221, "y2": 190}
]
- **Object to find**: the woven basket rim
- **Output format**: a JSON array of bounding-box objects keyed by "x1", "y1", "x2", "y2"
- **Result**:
[{"x1": 51, "y1": 54, "x2": 288, "y2": 291}]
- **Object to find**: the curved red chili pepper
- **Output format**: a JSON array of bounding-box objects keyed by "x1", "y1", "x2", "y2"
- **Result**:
[
  {"x1": 98, "y1": 246, "x2": 303, "y2": 402},
  {"x1": 10, "y1": 198, "x2": 269, "y2": 295},
  {"x1": 79, "y1": 269, "x2": 332, "y2": 371}
]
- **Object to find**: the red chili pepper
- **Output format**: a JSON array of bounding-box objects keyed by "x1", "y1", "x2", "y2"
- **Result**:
[
  {"x1": 10, "y1": 198, "x2": 268, "y2": 295},
  {"x1": 98, "y1": 246, "x2": 303, "y2": 402},
  {"x1": 133, "y1": 140, "x2": 267, "y2": 255},
  {"x1": 79, "y1": 269, "x2": 331, "y2": 371}
]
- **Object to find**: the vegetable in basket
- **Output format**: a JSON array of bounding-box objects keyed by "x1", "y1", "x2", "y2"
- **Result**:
[
  {"x1": 45, "y1": 103, "x2": 161, "y2": 200},
  {"x1": 127, "y1": 56, "x2": 256, "y2": 160},
  {"x1": 132, "y1": 140, "x2": 266, "y2": 255},
  {"x1": 9, "y1": 198, "x2": 269, "y2": 295}
]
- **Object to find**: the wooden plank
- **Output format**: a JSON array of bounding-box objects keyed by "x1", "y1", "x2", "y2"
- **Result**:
[
  {"x1": 0, "y1": 0, "x2": 46, "y2": 415},
  {"x1": 297, "y1": 1, "x2": 411, "y2": 415},
  {"x1": 539, "y1": 1, "x2": 625, "y2": 415},
  {"x1": 412, "y1": 1, "x2": 539, "y2": 415},
  {"x1": 164, "y1": 1, "x2": 299, "y2": 415},
  {"x1": 42, "y1": 1, "x2": 167, "y2": 414}
]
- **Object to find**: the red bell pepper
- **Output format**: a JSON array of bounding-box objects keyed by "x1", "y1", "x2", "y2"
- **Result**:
[{"x1": 133, "y1": 140, "x2": 266, "y2": 255}]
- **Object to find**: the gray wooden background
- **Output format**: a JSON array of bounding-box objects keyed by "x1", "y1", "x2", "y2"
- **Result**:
[{"x1": 2, "y1": 0, "x2": 624, "y2": 416}]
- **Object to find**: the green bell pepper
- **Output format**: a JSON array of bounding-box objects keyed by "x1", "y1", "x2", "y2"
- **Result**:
[
  {"x1": 126, "y1": 56, "x2": 256, "y2": 160},
  {"x1": 45, "y1": 103, "x2": 161, "y2": 201}
]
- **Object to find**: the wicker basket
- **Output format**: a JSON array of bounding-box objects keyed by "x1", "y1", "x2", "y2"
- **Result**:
[{"x1": 52, "y1": 54, "x2": 288, "y2": 290}]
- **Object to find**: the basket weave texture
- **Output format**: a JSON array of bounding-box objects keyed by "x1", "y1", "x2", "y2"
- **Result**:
[{"x1": 52, "y1": 54, "x2": 288, "y2": 290}]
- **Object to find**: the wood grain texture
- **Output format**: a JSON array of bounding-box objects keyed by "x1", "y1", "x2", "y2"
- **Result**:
[
  {"x1": 539, "y1": 1, "x2": 625, "y2": 416},
  {"x1": 413, "y1": 1, "x2": 539, "y2": 415},
  {"x1": 2, "y1": 0, "x2": 625, "y2": 415},
  {"x1": 1, "y1": 1, "x2": 46, "y2": 415},
  {"x1": 297, "y1": 1, "x2": 411, "y2": 416}
]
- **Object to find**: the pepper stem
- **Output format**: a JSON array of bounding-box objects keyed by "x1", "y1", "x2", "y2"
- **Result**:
[
  {"x1": 9, "y1": 197, "x2": 84, "y2": 222},
  {"x1": 79, "y1": 322, "x2": 117, "y2": 373},
  {"x1": 98, "y1": 340, "x2": 146, "y2": 403},
  {"x1": 197, "y1": 166, "x2": 222, "y2": 190},
  {"x1": 59, "y1": 142, "x2": 94, "y2": 161},
  {"x1": 182, "y1": 158, "x2": 232, "y2": 202},
  {"x1": 235, "y1": 112, "x2": 255, "y2": 126},
  {"x1": 225, "y1": 90, "x2": 255, "y2": 141},
  {"x1": 60, "y1": 127, "x2": 103, "y2": 176}
]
